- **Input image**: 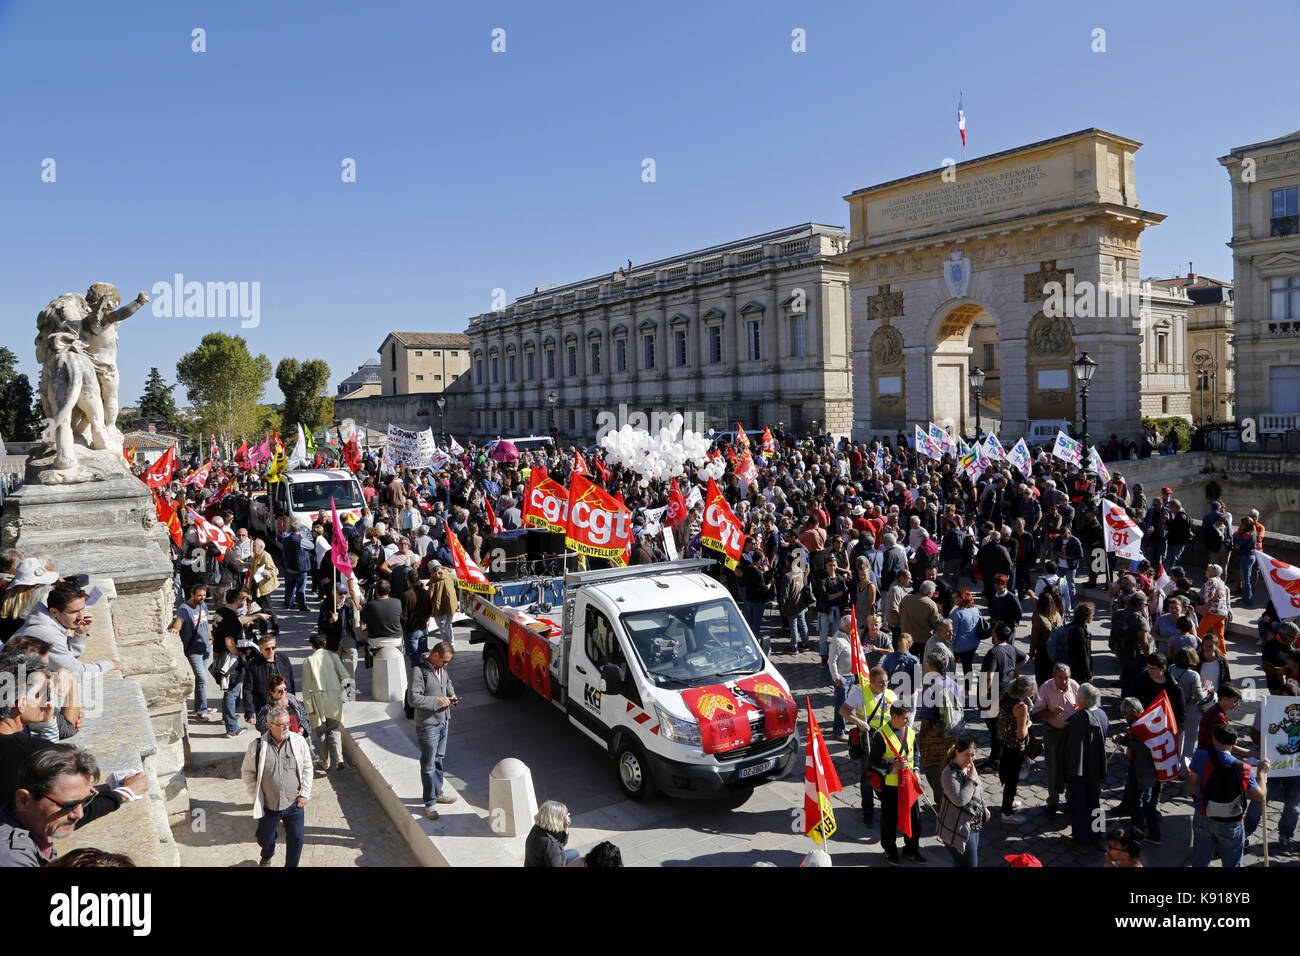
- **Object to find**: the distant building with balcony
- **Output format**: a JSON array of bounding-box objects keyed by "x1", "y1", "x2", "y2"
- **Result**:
[
  {"x1": 1136, "y1": 280, "x2": 1191, "y2": 420},
  {"x1": 464, "y1": 223, "x2": 853, "y2": 441},
  {"x1": 1219, "y1": 130, "x2": 1300, "y2": 434},
  {"x1": 1147, "y1": 271, "x2": 1234, "y2": 423},
  {"x1": 377, "y1": 332, "x2": 471, "y2": 396}
]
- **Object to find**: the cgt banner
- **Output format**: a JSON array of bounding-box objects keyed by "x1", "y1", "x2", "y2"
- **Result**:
[
  {"x1": 448, "y1": 532, "x2": 494, "y2": 593},
  {"x1": 1128, "y1": 691, "x2": 1182, "y2": 783},
  {"x1": 508, "y1": 621, "x2": 552, "y2": 700},
  {"x1": 735, "y1": 675, "x2": 797, "y2": 741},
  {"x1": 700, "y1": 478, "x2": 745, "y2": 570},
  {"x1": 522, "y1": 471, "x2": 570, "y2": 534},
  {"x1": 1101, "y1": 498, "x2": 1144, "y2": 562},
  {"x1": 681, "y1": 684, "x2": 752, "y2": 755},
  {"x1": 565, "y1": 473, "x2": 632, "y2": 566},
  {"x1": 1261, "y1": 695, "x2": 1300, "y2": 778}
]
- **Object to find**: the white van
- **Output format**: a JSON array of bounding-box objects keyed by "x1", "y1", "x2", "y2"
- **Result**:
[
  {"x1": 267, "y1": 469, "x2": 365, "y2": 537},
  {"x1": 1025, "y1": 420, "x2": 1074, "y2": 447}
]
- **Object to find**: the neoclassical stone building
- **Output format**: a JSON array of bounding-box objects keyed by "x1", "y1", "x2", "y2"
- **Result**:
[
  {"x1": 835, "y1": 128, "x2": 1167, "y2": 442},
  {"x1": 1219, "y1": 130, "x2": 1300, "y2": 434},
  {"x1": 465, "y1": 223, "x2": 853, "y2": 440}
]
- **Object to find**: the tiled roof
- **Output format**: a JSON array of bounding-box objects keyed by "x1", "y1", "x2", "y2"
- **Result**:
[{"x1": 381, "y1": 332, "x2": 470, "y2": 349}]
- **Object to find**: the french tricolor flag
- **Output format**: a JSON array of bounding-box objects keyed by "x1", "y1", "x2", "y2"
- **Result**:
[{"x1": 957, "y1": 94, "x2": 966, "y2": 146}]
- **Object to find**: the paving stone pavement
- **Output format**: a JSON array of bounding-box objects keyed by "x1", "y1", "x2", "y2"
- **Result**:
[{"x1": 174, "y1": 600, "x2": 418, "y2": 867}]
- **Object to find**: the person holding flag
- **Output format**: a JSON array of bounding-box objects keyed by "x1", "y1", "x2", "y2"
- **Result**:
[{"x1": 868, "y1": 699, "x2": 925, "y2": 864}]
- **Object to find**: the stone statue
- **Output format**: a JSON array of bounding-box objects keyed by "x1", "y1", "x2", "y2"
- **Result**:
[{"x1": 31, "y1": 284, "x2": 148, "y2": 483}]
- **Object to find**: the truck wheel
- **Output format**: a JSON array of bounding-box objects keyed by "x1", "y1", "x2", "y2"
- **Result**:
[
  {"x1": 483, "y1": 646, "x2": 523, "y2": 699},
  {"x1": 614, "y1": 738, "x2": 658, "y2": 802}
]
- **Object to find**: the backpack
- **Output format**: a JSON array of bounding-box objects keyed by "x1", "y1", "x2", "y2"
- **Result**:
[
  {"x1": 1202, "y1": 523, "x2": 1224, "y2": 553},
  {"x1": 1047, "y1": 623, "x2": 1073, "y2": 664},
  {"x1": 1201, "y1": 749, "x2": 1250, "y2": 822},
  {"x1": 936, "y1": 680, "x2": 965, "y2": 738}
]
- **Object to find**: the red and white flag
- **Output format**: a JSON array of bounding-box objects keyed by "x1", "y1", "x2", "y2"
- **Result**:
[
  {"x1": 664, "y1": 477, "x2": 689, "y2": 530},
  {"x1": 1101, "y1": 498, "x2": 1143, "y2": 562},
  {"x1": 735, "y1": 423, "x2": 750, "y2": 448},
  {"x1": 448, "y1": 532, "x2": 493, "y2": 593},
  {"x1": 760, "y1": 427, "x2": 776, "y2": 456},
  {"x1": 141, "y1": 445, "x2": 177, "y2": 489},
  {"x1": 804, "y1": 697, "x2": 842, "y2": 845},
  {"x1": 186, "y1": 506, "x2": 235, "y2": 559},
  {"x1": 209, "y1": 432, "x2": 220, "y2": 461},
  {"x1": 1127, "y1": 691, "x2": 1182, "y2": 783},
  {"x1": 1258, "y1": 550, "x2": 1300, "y2": 619},
  {"x1": 484, "y1": 493, "x2": 503, "y2": 536},
  {"x1": 957, "y1": 93, "x2": 966, "y2": 146},
  {"x1": 182, "y1": 460, "x2": 212, "y2": 490}
]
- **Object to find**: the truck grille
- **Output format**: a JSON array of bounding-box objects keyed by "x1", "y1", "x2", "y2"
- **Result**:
[{"x1": 714, "y1": 719, "x2": 790, "y2": 763}]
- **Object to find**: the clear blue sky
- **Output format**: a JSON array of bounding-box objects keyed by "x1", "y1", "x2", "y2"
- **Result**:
[{"x1": 2, "y1": 0, "x2": 1295, "y2": 408}]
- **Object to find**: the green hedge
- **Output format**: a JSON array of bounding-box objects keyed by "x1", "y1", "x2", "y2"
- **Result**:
[{"x1": 1141, "y1": 416, "x2": 1193, "y2": 452}]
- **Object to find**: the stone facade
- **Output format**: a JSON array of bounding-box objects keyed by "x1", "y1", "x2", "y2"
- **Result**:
[
  {"x1": 1219, "y1": 130, "x2": 1300, "y2": 433},
  {"x1": 1147, "y1": 273, "x2": 1234, "y2": 423},
  {"x1": 377, "y1": 332, "x2": 471, "y2": 397},
  {"x1": 1137, "y1": 280, "x2": 1191, "y2": 420},
  {"x1": 835, "y1": 128, "x2": 1167, "y2": 443},
  {"x1": 466, "y1": 223, "x2": 854, "y2": 440}
]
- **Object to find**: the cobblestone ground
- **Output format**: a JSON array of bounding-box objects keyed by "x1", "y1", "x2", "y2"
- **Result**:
[{"x1": 174, "y1": 601, "x2": 418, "y2": 867}]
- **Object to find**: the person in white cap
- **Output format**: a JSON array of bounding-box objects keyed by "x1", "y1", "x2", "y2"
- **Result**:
[{"x1": 0, "y1": 557, "x2": 61, "y2": 645}]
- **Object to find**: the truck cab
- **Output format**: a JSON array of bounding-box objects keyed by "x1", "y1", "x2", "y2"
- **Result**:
[
  {"x1": 268, "y1": 469, "x2": 365, "y2": 539},
  {"x1": 470, "y1": 560, "x2": 799, "y2": 801}
]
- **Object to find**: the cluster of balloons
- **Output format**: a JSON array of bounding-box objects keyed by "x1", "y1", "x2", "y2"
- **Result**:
[{"x1": 598, "y1": 413, "x2": 723, "y2": 487}]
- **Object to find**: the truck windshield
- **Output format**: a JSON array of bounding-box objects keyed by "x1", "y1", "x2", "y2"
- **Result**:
[
  {"x1": 289, "y1": 479, "x2": 363, "y2": 512},
  {"x1": 620, "y1": 598, "x2": 763, "y2": 686}
]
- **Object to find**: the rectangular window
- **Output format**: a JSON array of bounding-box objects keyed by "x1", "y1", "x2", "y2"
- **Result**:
[
  {"x1": 546, "y1": 348, "x2": 555, "y2": 378},
  {"x1": 492, "y1": 410, "x2": 499, "y2": 429},
  {"x1": 590, "y1": 342, "x2": 601, "y2": 374},
  {"x1": 747, "y1": 321, "x2": 761, "y2": 361},
  {"x1": 1272, "y1": 187, "x2": 1299, "y2": 237},
  {"x1": 982, "y1": 342, "x2": 997, "y2": 370},
  {"x1": 616, "y1": 339, "x2": 627, "y2": 372},
  {"x1": 474, "y1": 361, "x2": 483, "y2": 385},
  {"x1": 790, "y1": 403, "x2": 804, "y2": 432},
  {"x1": 709, "y1": 326, "x2": 722, "y2": 364},
  {"x1": 507, "y1": 355, "x2": 516, "y2": 382},
  {"x1": 490, "y1": 357, "x2": 499, "y2": 384},
  {"x1": 415, "y1": 350, "x2": 423, "y2": 357},
  {"x1": 391, "y1": 345, "x2": 398, "y2": 371},
  {"x1": 1161, "y1": 396, "x2": 1169, "y2": 414},
  {"x1": 644, "y1": 335, "x2": 656, "y2": 369},
  {"x1": 749, "y1": 403, "x2": 761, "y2": 429},
  {"x1": 526, "y1": 351, "x2": 535, "y2": 380},
  {"x1": 527, "y1": 410, "x2": 535, "y2": 430},
  {"x1": 567, "y1": 346, "x2": 577, "y2": 377},
  {"x1": 1272, "y1": 275, "x2": 1300, "y2": 320},
  {"x1": 568, "y1": 409, "x2": 576, "y2": 430},
  {"x1": 415, "y1": 374, "x2": 424, "y2": 381},
  {"x1": 1270, "y1": 366, "x2": 1300, "y2": 413},
  {"x1": 450, "y1": 350, "x2": 459, "y2": 357},
  {"x1": 791, "y1": 315, "x2": 806, "y2": 357},
  {"x1": 1155, "y1": 332, "x2": 1168, "y2": 365},
  {"x1": 435, "y1": 374, "x2": 441, "y2": 380},
  {"x1": 675, "y1": 329, "x2": 687, "y2": 367}
]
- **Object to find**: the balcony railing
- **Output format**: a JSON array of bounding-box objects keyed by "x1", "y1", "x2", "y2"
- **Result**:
[
  {"x1": 1271, "y1": 215, "x2": 1299, "y2": 237},
  {"x1": 1260, "y1": 412, "x2": 1300, "y2": 433},
  {"x1": 1268, "y1": 321, "x2": 1300, "y2": 337}
]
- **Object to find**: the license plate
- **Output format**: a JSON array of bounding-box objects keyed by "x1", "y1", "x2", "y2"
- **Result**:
[{"x1": 738, "y1": 758, "x2": 776, "y2": 780}]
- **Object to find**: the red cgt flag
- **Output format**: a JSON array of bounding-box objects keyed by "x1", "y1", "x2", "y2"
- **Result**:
[
  {"x1": 141, "y1": 445, "x2": 177, "y2": 489},
  {"x1": 564, "y1": 473, "x2": 632, "y2": 566},
  {"x1": 448, "y1": 532, "x2": 494, "y2": 593},
  {"x1": 664, "y1": 477, "x2": 688, "y2": 529},
  {"x1": 154, "y1": 492, "x2": 182, "y2": 547},
  {"x1": 234, "y1": 439, "x2": 251, "y2": 470},
  {"x1": 760, "y1": 427, "x2": 776, "y2": 455},
  {"x1": 700, "y1": 477, "x2": 745, "y2": 570},
  {"x1": 804, "y1": 697, "x2": 842, "y2": 845},
  {"x1": 571, "y1": 451, "x2": 590, "y2": 477},
  {"x1": 682, "y1": 684, "x2": 751, "y2": 755},
  {"x1": 522, "y1": 470, "x2": 570, "y2": 533},
  {"x1": 735, "y1": 675, "x2": 797, "y2": 740}
]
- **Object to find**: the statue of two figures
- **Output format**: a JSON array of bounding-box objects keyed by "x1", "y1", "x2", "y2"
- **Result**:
[{"x1": 33, "y1": 283, "x2": 149, "y2": 482}]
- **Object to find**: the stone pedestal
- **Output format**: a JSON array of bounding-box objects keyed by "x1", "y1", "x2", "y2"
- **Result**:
[
  {"x1": 1, "y1": 473, "x2": 192, "y2": 825},
  {"x1": 370, "y1": 639, "x2": 407, "y2": 703},
  {"x1": 488, "y1": 758, "x2": 538, "y2": 838}
]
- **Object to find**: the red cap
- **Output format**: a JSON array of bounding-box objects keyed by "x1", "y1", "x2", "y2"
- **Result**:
[
  {"x1": 1161, "y1": 486, "x2": 1173, "y2": 495},
  {"x1": 1004, "y1": 853, "x2": 1043, "y2": 867}
]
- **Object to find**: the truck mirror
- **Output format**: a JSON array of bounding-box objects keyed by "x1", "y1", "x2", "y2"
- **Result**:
[{"x1": 599, "y1": 663, "x2": 623, "y2": 697}]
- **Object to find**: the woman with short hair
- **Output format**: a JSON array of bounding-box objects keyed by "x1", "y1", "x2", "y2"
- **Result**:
[{"x1": 524, "y1": 800, "x2": 581, "y2": 867}]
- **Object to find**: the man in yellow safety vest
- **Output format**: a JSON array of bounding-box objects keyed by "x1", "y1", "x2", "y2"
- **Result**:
[{"x1": 840, "y1": 665, "x2": 896, "y2": 827}]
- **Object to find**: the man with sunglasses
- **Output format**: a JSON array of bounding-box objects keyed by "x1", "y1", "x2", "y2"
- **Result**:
[{"x1": 0, "y1": 743, "x2": 141, "y2": 866}]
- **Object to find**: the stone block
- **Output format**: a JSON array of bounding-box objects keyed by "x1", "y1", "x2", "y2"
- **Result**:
[{"x1": 488, "y1": 758, "x2": 538, "y2": 838}]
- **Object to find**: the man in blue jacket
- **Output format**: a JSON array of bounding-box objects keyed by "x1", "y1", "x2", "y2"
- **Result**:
[{"x1": 281, "y1": 522, "x2": 311, "y2": 612}]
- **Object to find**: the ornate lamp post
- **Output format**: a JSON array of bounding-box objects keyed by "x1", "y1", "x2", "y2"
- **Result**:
[
  {"x1": 1073, "y1": 351, "x2": 1099, "y2": 455},
  {"x1": 547, "y1": 389, "x2": 558, "y2": 440},
  {"x1": 436, "y1": 395, "x2": 447, "y2": 446},
  {"x1": 968, "y1": 365, "x2": 986, "y2": 441}
]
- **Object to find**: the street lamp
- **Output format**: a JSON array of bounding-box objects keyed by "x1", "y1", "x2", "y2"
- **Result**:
[
  {"x1": 547, "y1": 389, "x2": 558, "y2": 439},
  {"x1": 1073, "y1": 351, "x2": 1099, "y2": 456},
  {"x1": 436, "y1": 396, "x2": 447, "y2": 446},
  {"x1": 968, "y1": 365, "x2": 986, "y2": 441}
]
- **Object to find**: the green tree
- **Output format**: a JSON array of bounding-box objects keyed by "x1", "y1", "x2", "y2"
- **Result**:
[
  {"x1": 275, "y1": 358, "x2": 332, "y2": 430},
  {"x1": 175, "y1": 333, "x2": 272, "y2": 444},
  {"x1": 135, "y1": 367, "x2": 179, "y2": 431},
  {"x1": 253, "y1": 405, "x2": 282, "y2": 439},
  {"x1": 0, "y1": 347, "x2": 43, "y2": 443}
]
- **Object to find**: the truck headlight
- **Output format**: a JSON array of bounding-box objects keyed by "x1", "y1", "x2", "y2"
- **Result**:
[{"x1": 654, "y1": 705, "x2": 701, "y2": 745}]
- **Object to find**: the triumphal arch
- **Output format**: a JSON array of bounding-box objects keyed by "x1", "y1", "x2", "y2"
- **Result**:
[{"x1": 835, "y1": 129, "x2": 1165, "y2": 442}]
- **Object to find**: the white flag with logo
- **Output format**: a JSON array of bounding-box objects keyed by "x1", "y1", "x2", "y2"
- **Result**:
[
  {"x1": 1006, "y1": 438, "x2": 1031, "y2": 475},
  {"x1": 1051, "y1": 430, "x2": 1083, "y2": 468},
  {"x1": 1101, "y1": 498, "x2": 1143, "y2": 562},
  {"x1": 1257, "y1": 550, "x2": 1300, "y2": 620}
]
